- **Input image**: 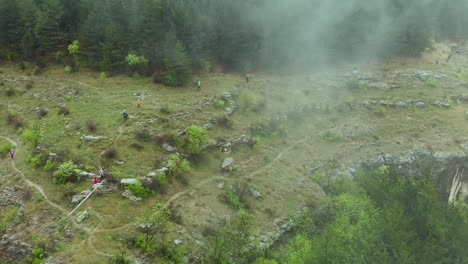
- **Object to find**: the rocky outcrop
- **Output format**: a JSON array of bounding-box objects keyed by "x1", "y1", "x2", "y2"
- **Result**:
[
  {"x1": 0, "y1": 187, "x2": 24, "y2": 206},
  {"x1": 0, "y1": 235, "x2": 33, "y2": 263}
]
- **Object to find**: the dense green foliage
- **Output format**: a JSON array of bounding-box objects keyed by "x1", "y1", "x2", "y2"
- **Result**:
[
  {"x1": 185, "y1": 125, "x2": 208, "y2": 155},
  {"x1": 267, "y1": 166, "x2": 468, "y2": 264},
  {"x1": 1, "y1": 0, "x2": 468, "y2": 76},
  {"x1": 52, "y1": 160, "x2": 81, "y2": 184}
]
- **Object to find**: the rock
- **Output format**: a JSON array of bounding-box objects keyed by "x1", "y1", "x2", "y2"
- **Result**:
[
  {"x1": 414, "y1": 70, "x2": 432, "y2": 81},
  {"x1": 223, "y1": 92, "x2": 232, "y2": 99},
  {"x1": 71, "y1": 190, "x2": 91, "y2": 204},
  {"x1": 78, "y1": 171, "x2": 95, "y2": 179},
  {"x1": 217, "y1": 182, "x2": 225, "y2": 189},
  {"x1": 0, "y1": 235, "x2": 33, "y2": 263},
  {"x1": 219, "y1": 141, "x2": 232, "y2": 152},
  {"x1": 441, "y1": 102, "x2": 450, "y2": 108},
  {"x1": 174, "y1": 239, "x2": 183, "y2": 245},
  {"x1": 415, "y1": 102, "x2": 426, "y2": 108},
  {"x1": 221, "y1": 157, "x2": 234, "y2": 170},
  {"x1": 80, "y1": 135, "x2": 106, "y2": 141},
  {"x1": 395, "y1": 101, "x2": 408, "y2": 108},
  {"x1": 157, "y1": 167, "x2": 169, "y2": 174},
  {"x1": 120, "y1": 178, "x2": 138, "y2": 185},
  {"x1": 76, "y1": 210, "x2": 89, "y2": 223},
  {"x1": 433, "y1": 73, "x2": 448, "y2": 80},
  {"x1": 115, "y1": 161, "x2": 125, "y2": 165},
  {"x1": 250, "y1": 188, "x2": 262, "y2": 198},
  {"x1": 367, "y1": 82, "x2": 391, "y2": 90},
  {"x1": 0, "y1": 187, "x2": 23, "y2": 206},
  {"x1": 162, "y1": 143, "x2": 176, "y2": 152},
  {"x1": 122, "y1": 190, "x2": 142, "y2": 202},
  {"x1": 225, "y1": 107, "x2": 234, "y2": 115},
  {"x1": 202, "y1": 123, "x2": 214, "y2": 130}
]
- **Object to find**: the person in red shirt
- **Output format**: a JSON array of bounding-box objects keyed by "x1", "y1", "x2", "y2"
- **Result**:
[
  {"x1": 93, "y1": 177, "x2": 99, "y2": 188},
  {"x1": 137, "y1": 98, "x2": 142, "y2": 108}
]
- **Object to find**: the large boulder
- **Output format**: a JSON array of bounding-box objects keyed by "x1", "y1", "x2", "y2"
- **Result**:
[
  {"x1": 120, "y1": 178, "x2": 138, "y2": 185},
  {"x1": 221, "y1": 157, "x2": 234, "y2": 171}
]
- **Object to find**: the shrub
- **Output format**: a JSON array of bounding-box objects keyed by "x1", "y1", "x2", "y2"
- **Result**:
[
  {"x1": 185, "y1": 125, "x2": 208, "y2": 155},
  {"x1": 104, "y1": 147, "x2": 118, "y2": 159},
  {"x1": 86, "y1": 120, "x2": 97, "y2": 133},
  {"x1": 239, "y1": 90, "x2": 258, "y2": 112},
  {"x1": 167, "y1": 153, "x2": 191, "y2": 177},
  {"x1": 159, "y1": 105, "x2": 171, "y2": 114},
  {"x1": 44, "y1": 159, "x2": 57, "y2": 171},
  {"x1": 37, "y1": 108, "x2": 48, "y2": 118},
  {"x1": 64, "y1": 65, "x2": 73, "y2": 74},
  {"x1": 100, "y1": 72, "x2": 108, "y2": 79},
  {"x1": 0, "y1": 206, "x2": 20, "y2": 235},
  {"x1": 5, "y1": 88, "x2": 16, "y2": 96},
  {"x1": 218, "y1": 115, "x2": 233, "y2": 128},
  {"x1": 28, "y1": 153, "x2": 45, "y2": 168},
  {"x1": 57, "y1": 105, "x2": 70, "y2": 115},
  {"x1": 22, "y1": 125, "x2": 43, "y2": 147},
  {"x1": 128, "y1": 179, "x2": 152, "y2": 198},
  {"x1": 53, "y1": 160, "x2": 81, "y2": 184},
  {"x1": 323, "y1": 129, "x2": 344, "y2": 142},
  {"x1": 214, "y1": 99, "x2": 225, "y2": 109},
  {"x1": 222, "y1": 182, "x2": 250, "y2": 210},
  {"x1": 135, "y1": 128, "x2": 152, "y2": 142},
  {"x1": 7, "y1": 112, "x2": 25, "y2": 129},
  {"x1": 0, "y1": 143, "x2": 15, "y2": 155}
]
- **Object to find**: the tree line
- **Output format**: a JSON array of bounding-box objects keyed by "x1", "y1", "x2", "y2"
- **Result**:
[{"x1": 1, "y1": 0, "x2": 468, "y2": 85}]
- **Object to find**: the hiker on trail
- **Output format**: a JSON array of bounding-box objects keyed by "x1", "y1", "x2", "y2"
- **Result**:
[
  {"x1": 123, "y1": 110, "x2": 128, "y2": 121},
  {"x1": 9, "y1": 149, "x2": 15, "y2": 159},
  {"x1": 99, "y1": 168, "x2": 105, "y2": 179},
  {"x1": 197, "y1": 80, "x2": 201, "y2": 89},
  {"x1": 137, "y1": 98, "x2": 142, "y2": 108},
  {"x1": 93, "y1": 176, "x2": 99, "y2": 188},
  {"x1": 246, "y1": 73, "x2": 250, "y2": 83}
]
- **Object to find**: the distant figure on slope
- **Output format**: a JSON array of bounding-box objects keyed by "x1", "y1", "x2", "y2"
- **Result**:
[
  {"x1": 137, "y1": 98, "x2": 142, "y2": 108},
  {"x1": 123, "y1": 110, "x2": 129, "y2": 121},
  {"x1": 9, "y1": 149, "x2": 15, "y2": 159},
  {"x1": 197, "y1": 80, "x2": 201, "y2": 89},
  {"x1": 245, "y1": 73, "x2": 250, "y2": 83},
  {"x1": 93, "y1": 176, "x2": 99, "y2": 189},
  {"x1": 99, "y1": 168, "x2": 105, "y2": 179}
]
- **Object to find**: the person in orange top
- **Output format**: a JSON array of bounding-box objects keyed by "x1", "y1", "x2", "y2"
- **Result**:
[{"x1": 137, "y1": 98, "x2": 142, "y2": 108}]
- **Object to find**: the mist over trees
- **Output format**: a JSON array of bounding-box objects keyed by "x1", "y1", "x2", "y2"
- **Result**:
[{"x1": 1, "y1": 0, "x2": 468, "y2": 80}]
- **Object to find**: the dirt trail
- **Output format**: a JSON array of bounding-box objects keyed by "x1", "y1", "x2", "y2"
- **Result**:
[
  {"x1": 165, "y1": 132, "x2": 320, "y2": 208},
  {"x1": 0, "y1": 135, "x2": 68, "y2": 215}
]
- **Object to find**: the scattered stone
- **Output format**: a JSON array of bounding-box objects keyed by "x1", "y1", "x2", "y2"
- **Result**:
[
  {"x1": 78, "y1": 171, "x2": 95, "y2": 179},
  {"x1": 441, "y1": 102, "x2": 451, "y2": 108},
  {"x1": 250, "y1": 188, "x2": 262, "y2": 198},
  {"x1": 122, "y1": 190, "x2": 142, "y2": 202},
  {"x1": 80, "y1": 135, "x2": 106, "y2": 141},
  {"x1": 76, "y1": 210, "x2": 89, "y2": 223},
  {"x1": 0, "y1": 187, "x2": 23, "y2": 206},
  {"x1": 221, "y1": 157, "x2": 234, "y2": 170},
  {"x1": 174, "y1": 239, "x2": 183, "y2": 245},
  {"x1": 217, "y1": 182, "x2": 225, "y2": 189},
  {"x1": 225, "y1": 107, "x2": 234, "y2": 115},
  {"x1": 162, "y1": 143, "x2": 176, "y2": 152},
  {"x1": 120, "y1": 178, "x2": 138, "y2": 185},
  {"x1": 395, "y1": 101, "x2": 408, "y2": 108},
  {"x1": 0, "y1": 235, "x2": 33, "y2": 263},
  {"x1": 202, "y1": 123, "x2": 214, "y2": 130},
  {"x1": 367, "y1": 82, "x2": 391, "y2": 90},
  {"x1": 223, "y1": 92, "x2": 232, "y2": 99},
  {"x1": 71, "y1": 190, "x2": 91, "y2": 204},
  {"x1": 415, "y1": 102, "x2": 426, "y2": 108},
  {"x1": 115, "y1": 161, "x2": 125, "y2": 165}
]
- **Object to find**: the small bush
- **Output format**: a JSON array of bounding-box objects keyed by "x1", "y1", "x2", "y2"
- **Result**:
[
  {"x1": 185, "y1": 125, "x2": 208, "y2": 155},
  {"x1": 86, "y1": 120, "x2": 97, "y2": 133},
  {"x1": 104, "y1": 147, "x2": 118, "y2": 159},
  {"x1": 167, "y1": 153, "x2": 191, "y2": 178},
  {"x1": 0, "y1": 143, "x2": 15, "y2": 155},
  {"x1": 57, "y1": 105, "x2": 70, "y2": 115},
  {"x1": 5, "y1": 88, "x2": 16, "y2": 97},
  {"x1": 222, "y1": 182, "x2": 250, "y2": 210},
  {"x1": 28, "y1": 153, "x2": 45, "y2": 168},
  {"x1": 154, "y1": 132, "x2": 177, "y2": 146},
  {"x1": 53, "y1": 160, "x2": 81, "y2": 184},
  {"x1": 214, "y1": 99, "x2": 225, "y2": 109},
  {"x1": 128, "y1": 178, "x2": 151, "y2": 198},
  {"x1": 135, "y1": 128, "x2": 152, "y2": 142},
  {"x1": 25, "y1": 80, "x2": 33, "y2": 90},
  {"x1": 100, "y1": 72, "x2": 107, "y2": 79},
  {"x1": 239, "y1": 90, "x2": 258, "y2": 112},
  {"x1": 37, "y1": 108, "x2": 48, "y2": 118},
  {"x1": 44, "y1": 159, "x2": 57, "y2": 171},
  {"x1": 7, "y1": 113, "x2": 25, "y2": 129},
  {"x1": 323, "y1": 129, "x2": 343, "y2": 142},
  {"x1": 218, "y1": 115, "x2": 233, "y2": 128},
  {"x1": 61, "y1": 182, "x2": 76, "y2": 198},
  {"x1": 64, "y1": 65, "x2": 73, "y2": 74},
  {"x1": 159, "y1": 105, "x2": 171, "y2": 114},
  {"x1": 22, "y1": 125, "x2": 43, "y2": 147}
]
